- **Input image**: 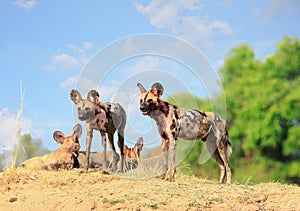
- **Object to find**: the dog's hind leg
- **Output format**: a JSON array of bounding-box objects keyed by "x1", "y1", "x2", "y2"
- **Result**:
[
  {"x1": 117, "y1": 129, "x2": 125, "y2": 173},
  {"x1": 116, "y1": 109, "x2": 126, "y2": 173},
  {"x1": 107, "y1": 132, "x2": 118, "y2": 172},
  {"x1": 205, "y1": 133, "x2": 227, "y2": 183},
  {"x1": 212, "y1": 148, "x2": 227, "y2": 183},
  {"x1": 217, "y1": 138, "x2": 232, "y2": 184}
]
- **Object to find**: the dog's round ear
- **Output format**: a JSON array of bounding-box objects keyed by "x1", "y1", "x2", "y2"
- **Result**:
[
  {"x1": 137, "y1": 83, "x2": 147, "y2": 93},
  {"x1": 70, "y1": 90, "x2": 82, "y2": 105},
  {"x1": 137, "y1": 137, "x2": 143, "y2": 145},
  {"x1": 87, "y1": 90, "x2": 100, "y2": 103},
  {"x1": 151, "y1": 82, "x2": 164, "y2": 97},
  {"x1": 53, "y1": 131, "x2": 65, "y2": 145},
  {"x1": 72, "y1": 124, "x2": 82, "y2": 139}
]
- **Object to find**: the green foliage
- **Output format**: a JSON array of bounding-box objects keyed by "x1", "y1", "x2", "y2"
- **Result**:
[
  {"x1": 219, "y1": 35, "x2": 300, "y2": 183},
  {"x1": 0, "y1": 134, "x2": 50, "y2": 171},
  {"x1": 15, "y1": 134, "x2": 51, "y2": 166},
  {"x1": 164, "y1": 92, "x2": 210, "y2": 111},
  {"x1": 173, "y1": 35, "x2": 300, "y2": 184}
]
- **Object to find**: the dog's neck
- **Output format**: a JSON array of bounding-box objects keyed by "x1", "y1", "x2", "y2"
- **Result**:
[
  {"x1": 149, "y1": 99, "x2": 170, "y2": 119},
  {"x1": 149, "y1": 99, "x2": 179, "y2": 129}
]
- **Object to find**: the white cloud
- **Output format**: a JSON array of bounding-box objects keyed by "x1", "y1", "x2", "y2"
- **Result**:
[
  {"x1": 134, "y1": 0, "x2": 234, "y2": 49},
  {"x1": 135, "y1": 0, "x2": 203, "y2": 30},
  {"x1": 121, "y1": 56, "x2": 162, "y2": 75},
  {"x1": 53, "y1": 53, "x2": 77, "y2": 68},
  {"x1": 0, "y1": 108, "x2": 43, "y2": 152},
  {"x1": 254, "y1": 0, "x2": 300, "y2": 24},
  {"x1": 43, "y1": 41, "x2": 94, "y2": 72},
  {"x1": 210, "y1": 20, "x2": 234, "y2": 35},
  {"x1": 218, "y1": 0, "x2": 234, "y2": 8},
  {"x1": 212, "y1": 59, "x2": 224, "y2": 71},
  {"x1": 14, "y1": 0, "x2": 36, "y2": 10},
  {"x1": 59, "y1": 76, "x2": 78, "y2": 89},
  {"x1": 67, "y1": 42, "x2": 93, "y2": 54},
  {"x1": 70, "y1": 79, "x2": 120, "y2": 102},
  {"x1": 76, "y1": 77, "x2": 99, "y2": 95},
  {"x1": 99, "y1": 81, "x2": 121, "y2": 101}
]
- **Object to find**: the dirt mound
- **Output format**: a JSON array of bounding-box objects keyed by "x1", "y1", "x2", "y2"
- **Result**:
[{"x1": 1, "y1": 169, "x2": 299, "y2": 210}]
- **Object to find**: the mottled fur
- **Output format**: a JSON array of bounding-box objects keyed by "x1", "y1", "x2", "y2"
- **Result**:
[
  {"x1": 137, "y1": 82, "x2": 232, "y2": 183},
  {"x1": 70, "y1": 89, "x2": 126, "y2": 172}
]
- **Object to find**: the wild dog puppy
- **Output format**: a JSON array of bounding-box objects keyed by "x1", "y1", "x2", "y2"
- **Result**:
[
  {"x1": 70, "y1": 89, "x2": 126, "y2": 172},
  {"x1": 19, "y1": 124, "x2": 82, "y2": 170},
  {"x1": 77, "y1": 137, "x2": 144, "y2": 171},
  {"x1": 137, "y1": 82, "x2": 232, "y2": 183},
  {"x1": 124, "y1": 137, "x2": 144, "y2": 171},
  {"x1": 124, "y1": 137, "x2": 144, "y2": 162}
]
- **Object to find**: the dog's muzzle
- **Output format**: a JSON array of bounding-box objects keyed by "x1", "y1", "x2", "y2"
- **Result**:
[
  {"x1": 78, "y1": 110, "x2": 95, "y2": 121},
  {"x1": 140, "y1": 103, "x2": 150, "y2": 115}
]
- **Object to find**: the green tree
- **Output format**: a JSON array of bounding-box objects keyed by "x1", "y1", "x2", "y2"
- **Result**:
[
  {"x1": 219, "y1": 35, "x2": 300, "y2": 183},
  {"x1": 15, "y1": 134, "x2": 50, "y2": 166},
  {"x1": 0, "y1": 134, "x2": 50, "y2": 171},
  {"x1": 164, "y1": 92, "x2": 210, "y2": 111}
]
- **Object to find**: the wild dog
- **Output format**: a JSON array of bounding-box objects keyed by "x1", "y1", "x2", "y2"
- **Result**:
[
  {"x1": 19, "y1": 124, "x2": 82, "y2": 170},
  {"x1": 137, "y1": 82, "x2": 232, "y2": 183},
  {"x1": 124, "y1": 137, "x2": 144, "y2": 162},
  {"x1": 124, "y1": 137, "x2": 144, "y2": 171},
  {"x1": 70, "y1": 89, "x2": 126, "y2": 172},
  {"x1": 77, "y1": 137, "x2": 144, "y2": 172}
]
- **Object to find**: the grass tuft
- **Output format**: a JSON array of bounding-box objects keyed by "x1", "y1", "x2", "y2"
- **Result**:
[{"x1": 4, "y1": 81, "x2": 25, "y2": 174}]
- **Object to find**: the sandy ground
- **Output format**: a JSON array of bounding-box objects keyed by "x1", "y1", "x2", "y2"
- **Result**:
[{"x1": 1, "y1": 168, "x2": 300, "y2": 211}]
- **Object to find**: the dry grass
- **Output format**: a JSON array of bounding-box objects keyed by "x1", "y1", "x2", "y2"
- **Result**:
[
  {"x1": 4, "y1": 82, "x2": 25, "y2": 174},
  {"x1": 119, "y1": 157, "x2": 163, "y2": 179}
]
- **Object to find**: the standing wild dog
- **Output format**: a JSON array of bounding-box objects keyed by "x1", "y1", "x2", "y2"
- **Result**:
[
  {"x1": 19, "y1": 124, "x2": 82, "y2": 170},
  {"x1": 137, "y1": 82, "x2": 232, "y2": 183},
  {"x1": 70, "y1": 89, "x2": 126, "y2": 172}
]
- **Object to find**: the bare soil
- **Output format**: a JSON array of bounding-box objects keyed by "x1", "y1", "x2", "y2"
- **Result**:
[{"x1": 1, "y1": 168, "x2": 299, "y2": 211}]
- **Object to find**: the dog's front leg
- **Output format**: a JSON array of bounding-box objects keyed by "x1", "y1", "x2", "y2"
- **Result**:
[
  {"x1": 85, "y1": 128, "x2": 93, "y2": 171},
  {"x1": 169, "y1": 137, "x2": 177, "y2": 182},
  {"x1": 101, "y1": 132, "x2": 108, "y2": 170},
  {"x1": 161, "y1": 138, "x2": 169, "y2": 179}
]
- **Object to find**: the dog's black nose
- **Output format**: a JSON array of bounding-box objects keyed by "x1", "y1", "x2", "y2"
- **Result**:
[{"x1": 140, "y1": 103, "x2": 147, "y2": 111}]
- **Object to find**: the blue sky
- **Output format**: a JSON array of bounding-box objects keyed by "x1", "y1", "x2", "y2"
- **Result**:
[{"x1": 0, "y1": 0, "x2": 299, "y2": 152}]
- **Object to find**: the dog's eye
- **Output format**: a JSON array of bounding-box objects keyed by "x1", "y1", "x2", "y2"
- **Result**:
[
  {"x1": 77, "y1": 107, "x2": 81, "y2": 111},
  {"x1": 85, "y1": 107, "x2": 90, "y2": 111},
  {"x1": 147, "y1": 99, "x2": 153, "y2": 103}
]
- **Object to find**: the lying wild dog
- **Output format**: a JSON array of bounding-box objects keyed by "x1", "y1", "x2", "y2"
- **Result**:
[
  {"x1": 19, "y1": 124, "x2": 82, "y2": 171},
  {"x1": 137, "y1": 82, "x2": 232, "y2": 183},
  {"x1": 70, "y1": 89, "x2": 126, "y2": 172},
  {"x1": 77, "y1": 137, "x2": 144, "y2": 172}
]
